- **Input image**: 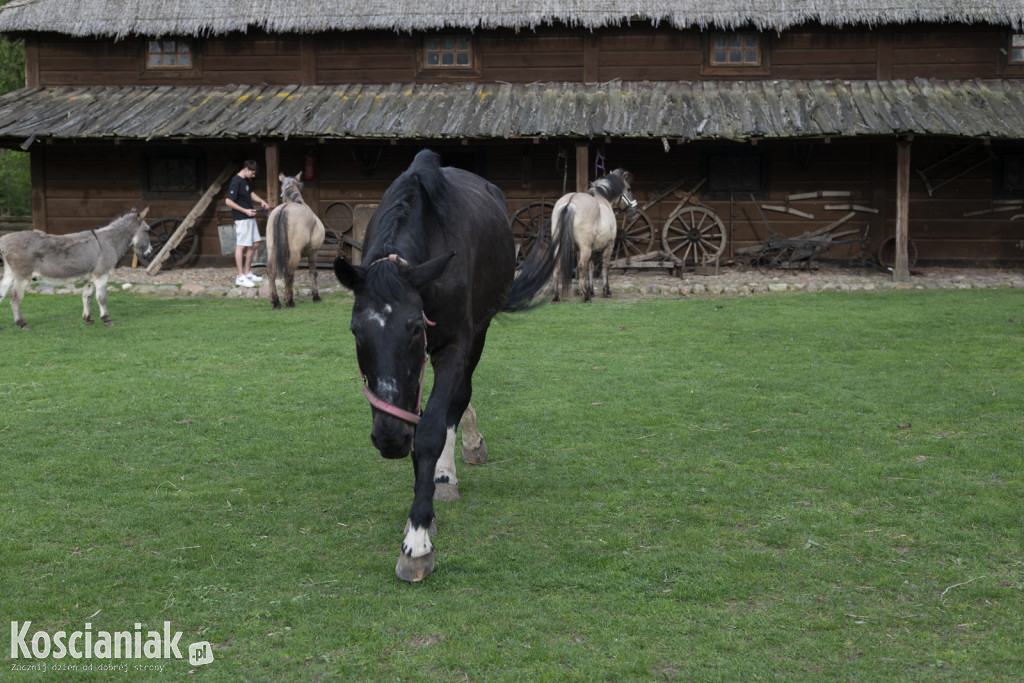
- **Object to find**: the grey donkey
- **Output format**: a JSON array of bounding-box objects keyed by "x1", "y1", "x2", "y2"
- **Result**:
[{"x1": 0, "y1": 206, "x2": 152, "y2": 330}]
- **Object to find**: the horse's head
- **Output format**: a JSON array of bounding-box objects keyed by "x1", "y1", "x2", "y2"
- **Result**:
[
  {"x1": 279, "y1": 171, "x2": 305, "y2": 203},
  {"x1": 335, "y1": 251, "x2": 456, "y2": 459},
  {"x1": 130, "y1": 205, "x2": 153, "y2": 258},
  {"x1": 612, "y1": 169, "x2": 638, "y2": 217}
]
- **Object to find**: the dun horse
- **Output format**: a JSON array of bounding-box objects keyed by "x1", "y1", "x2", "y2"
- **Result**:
[
  {"x1": 0, "y1": 206, "x2": 152, "y2": 330},
  {"x1": 334, "y1": 149, "x2": 558, "y2": 582},
  {"x1": 266, "y1": 172, "x2": 326, "y2": 309},
  {"x1": 551, "y1": 168, "x2": 636, "y2": 302}
]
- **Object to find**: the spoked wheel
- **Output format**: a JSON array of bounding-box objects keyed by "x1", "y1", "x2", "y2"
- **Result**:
[
  {"x1": 614, "y1": 209, "x2": 656, "y2": 263},
  {"x1": 324, "y1": 201, "x2": 355, "y2": 264},
  {"x1": 139, "y1": 217, "x2": 198, "y2": 270},
  {"x1": 662, "y1": 205, "x2": 727, "y2": 265},
  {"x1": 877, "y1": 237, "x2": 918, "y2": 270},
  {"x1": 509, "y1": 200, "x2": 554, "y2": 268}
]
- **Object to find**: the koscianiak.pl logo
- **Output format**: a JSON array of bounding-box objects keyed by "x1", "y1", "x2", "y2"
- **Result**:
[{"x1": 9, "y1": 621, "x2": 214, "y2": 673}]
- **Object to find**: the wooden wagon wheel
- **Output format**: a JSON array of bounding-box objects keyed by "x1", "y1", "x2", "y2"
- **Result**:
[
  {"x1": 662, "y1": 205, "x2": 727, "y2": 264},
  {"x1": 509, "y1": 200, "x2": 554, "y2": 267},
  {"x1": 139, "y1": 217, "x2": 198, "y2": 270},
  {"x1": 876, "y1": 237, "x2": 918, "y2": 270},
  {"x1": 323, "y1": 201, "x2": 354, "y2": 263},
  {"x1": 614, "y1": 209, "x2": 656, "y2": 262}
]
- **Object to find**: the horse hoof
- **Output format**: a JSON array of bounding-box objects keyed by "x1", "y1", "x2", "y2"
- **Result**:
[
  {"x1": 312, "y1": 294, "x2": 322, "y2": 303},
  {"x1": 84, "y1": 317, "x2": 94, "y2": 325},
  {"x1": 272, "y1": 302, "x2": 282, "y2": 310},
  {"x1": 286, "y1": 301, "x2": 296, "y2": 309},
  {"x1": 396, "y1": 550, "x2": 435, "y2": 583},
  {"x1": 434, "y1": 480, "x2": 459, "y2": 501},
  {"x1": 462, "y1": 439, "x2": 488, "y2": 465},
  {"x1": 103, "y1": 319, "x2": 114, "y2": 327},
  {"x1": 17, "y1": 323, "x2": 30, "y2": 331}
]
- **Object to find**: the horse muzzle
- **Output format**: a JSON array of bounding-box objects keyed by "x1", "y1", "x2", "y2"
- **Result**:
[{"x1": 371, "y1": 416, "x2": 414, "y2": 459}]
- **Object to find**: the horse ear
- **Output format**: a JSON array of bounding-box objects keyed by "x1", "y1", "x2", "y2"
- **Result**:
[
  {"x1": 278, "y1": 172, "x2": 287, "y2": 183},
  {"x1": 296, "y1": 171, "x2": 303, "y2": 182},
  {"x1": 334, "y1": 256, "x2": 365, "y2": 292},
  {"x1": 405, "y1": 250, "x2": 456, "y2": 291}
]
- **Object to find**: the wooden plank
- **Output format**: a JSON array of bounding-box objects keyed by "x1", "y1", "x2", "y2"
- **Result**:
[
  {"x1": 760, "y1": 205, "x2": 815, "y2": 219},
  {"x1": 146, "y1": 163, "x2": 235, "y2": 275},
  {"x1": 788, "y1": 190, "x2": 852, "y2": 200},
  {"x1": 824, "y1": 203, "x2": 880, "y2": 214}
]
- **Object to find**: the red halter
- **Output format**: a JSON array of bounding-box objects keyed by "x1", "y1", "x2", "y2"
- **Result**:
[{"x1": 358, "y1": 254, "x2": 435, "y2": 425}]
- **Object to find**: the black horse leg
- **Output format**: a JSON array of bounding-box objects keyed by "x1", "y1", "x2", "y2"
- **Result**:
[
  {"x1": 396, "y1": 356, "x2": 463, "y2": 582},
  {"x1": 397, "y1": 415, "x2": 445, "y2": 582}
]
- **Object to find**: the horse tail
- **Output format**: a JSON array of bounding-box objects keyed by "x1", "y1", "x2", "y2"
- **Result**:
[
  {"x1": 553, "y1": 204, "x2": 576, "y2": 297},
  {"x1": 503, "y1": 207, "x2": 574, "y2": 312},
  {"x1": 272, "y1": 207, "x2": 290, "y2": 278}
]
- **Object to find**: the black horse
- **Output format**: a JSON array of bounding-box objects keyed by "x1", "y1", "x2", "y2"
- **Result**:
[{"x1": 334, "y1": 149, "x2": 559, "y2": 581}]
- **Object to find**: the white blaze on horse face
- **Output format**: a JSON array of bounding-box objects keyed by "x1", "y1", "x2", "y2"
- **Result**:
[
  {"x1": 374, "y1": 377, "x2": 400, "y2": 403},
  {"x1": 365, "y1": 303, "x2": 392, "y2": 329},
  {"x1": 402, "y1": 524, "x2": 434, "y2": 559}
]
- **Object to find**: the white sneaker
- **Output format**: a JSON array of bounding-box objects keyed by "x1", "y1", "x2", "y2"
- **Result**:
[
  {"x1": 235, "y1": 275, "x2": 255, "y2": 288},
  {"x1": 245, "y1": 272, "x2": 263, "y2": 282}
]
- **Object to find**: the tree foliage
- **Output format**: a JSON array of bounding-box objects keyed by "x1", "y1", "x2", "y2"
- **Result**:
[{"x1": 0, "y1": 18, "x2": 28, "y2": 216}]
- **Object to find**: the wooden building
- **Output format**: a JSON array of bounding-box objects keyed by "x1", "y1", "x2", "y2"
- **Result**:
[{"x1": 0, "y1": 1, "x2": 1022, "y2": 272}]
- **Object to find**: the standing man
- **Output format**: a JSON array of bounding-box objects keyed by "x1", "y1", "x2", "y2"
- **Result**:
[{"x1": 225, "y1": 160, "x2": 271, "y2": 287}]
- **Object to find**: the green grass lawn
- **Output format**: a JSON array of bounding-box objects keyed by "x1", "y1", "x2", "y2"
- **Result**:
[{"x1": 1, "y1": 287, "x2": 1022, "y2": 680}]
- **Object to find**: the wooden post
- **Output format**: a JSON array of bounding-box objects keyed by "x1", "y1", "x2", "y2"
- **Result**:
[
  {"x1": 145, "y1": 163, "x2": 235, "y2": 275},
  {"x1": 265, "y1": 142, "x2": 280, "y2": 207},
  {"x1": 29, "y1": 149, "x2": 46, "y2": 232},
  {"x1": 893, "y1": 138, "x2": 911, "y2": 282},
  {"x1": 575, "y1": 141, "x2": 589, "y2": 193}
]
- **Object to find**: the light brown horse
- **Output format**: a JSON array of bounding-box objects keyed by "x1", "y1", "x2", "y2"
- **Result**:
[
  {"x1": 266, "y1": 172, "x2": 326, "y2": 309},
  {"x1": 550, "y1": 169, "x2": 636, "y2": 302}
]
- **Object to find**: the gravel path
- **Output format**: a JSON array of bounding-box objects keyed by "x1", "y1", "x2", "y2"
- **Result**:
[{"x1": 78, "y1": 263, "x2": 1022, "y2": 300}]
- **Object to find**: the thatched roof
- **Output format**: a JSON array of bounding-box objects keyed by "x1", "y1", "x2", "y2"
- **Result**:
[
  {"x1": 0, "y1": 79, "x2": 1021, "y2": 146},
  {"x1": 0, "y1": 0, "x2": 1022, "y2": 39}
]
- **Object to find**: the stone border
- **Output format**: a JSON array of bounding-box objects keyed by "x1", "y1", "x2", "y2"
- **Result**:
[{"x1": 22, "y1": 265, "x2": 1024, "y2": 301}]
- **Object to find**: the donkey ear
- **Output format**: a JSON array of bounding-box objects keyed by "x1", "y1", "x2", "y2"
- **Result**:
[
  {"x1": 405, "y1": 250, "x2": 456, "y2": 291},
  {"x1": 278, "y1": 172, "x2": 287, "y2": 183},
  {"x1": 334, "y1": 256, "x2": 365, "y2": 292},
  {"x1": 137, "y1": 205, "x2": 151, "y2": 219},
  {"x1": 296, "y1": 171, "x2": 303, "y2": 182}
]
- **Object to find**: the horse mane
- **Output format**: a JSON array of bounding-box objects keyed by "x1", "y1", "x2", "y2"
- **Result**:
[
  {"x1": 589, "y1": 168, "x2": 631, "y2": 201},
  {"x1": 362, "y1": 149, "x2": 451, "y2": 299},
  {"x1": 282, "y1": 177, "x2": 305, "y2": 204}
]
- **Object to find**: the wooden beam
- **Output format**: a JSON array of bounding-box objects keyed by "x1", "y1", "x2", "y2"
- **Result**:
[
  {"x1": 265, "y1": 143, "x2": 280, "y2": 207},
  {"x1": 146, "y1": 163, "x2": 235, "y2": 275},
  {"x1": 893, "y1": 139, "x2": 911, "y2": 282},
  {"x1": 575, "y1": 141, "x2": 589, "y2": 193}
]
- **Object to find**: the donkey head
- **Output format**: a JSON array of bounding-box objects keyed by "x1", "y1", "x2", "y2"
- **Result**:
[
  {"x1": 130, "y1": 205, "x2": 153, "y2": 259},
  {"x1": 335, "y1": 251, "x2": 456, "y2": 459}
]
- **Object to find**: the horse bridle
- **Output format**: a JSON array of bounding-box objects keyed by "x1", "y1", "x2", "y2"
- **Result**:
[{"x1": 357, "y1": 254, "x2": 436, "y2": 426}]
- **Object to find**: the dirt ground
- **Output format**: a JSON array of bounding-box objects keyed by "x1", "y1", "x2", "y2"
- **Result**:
[{"x1": 106, "y1": 261, "x2": 1024, "y2": 300}]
